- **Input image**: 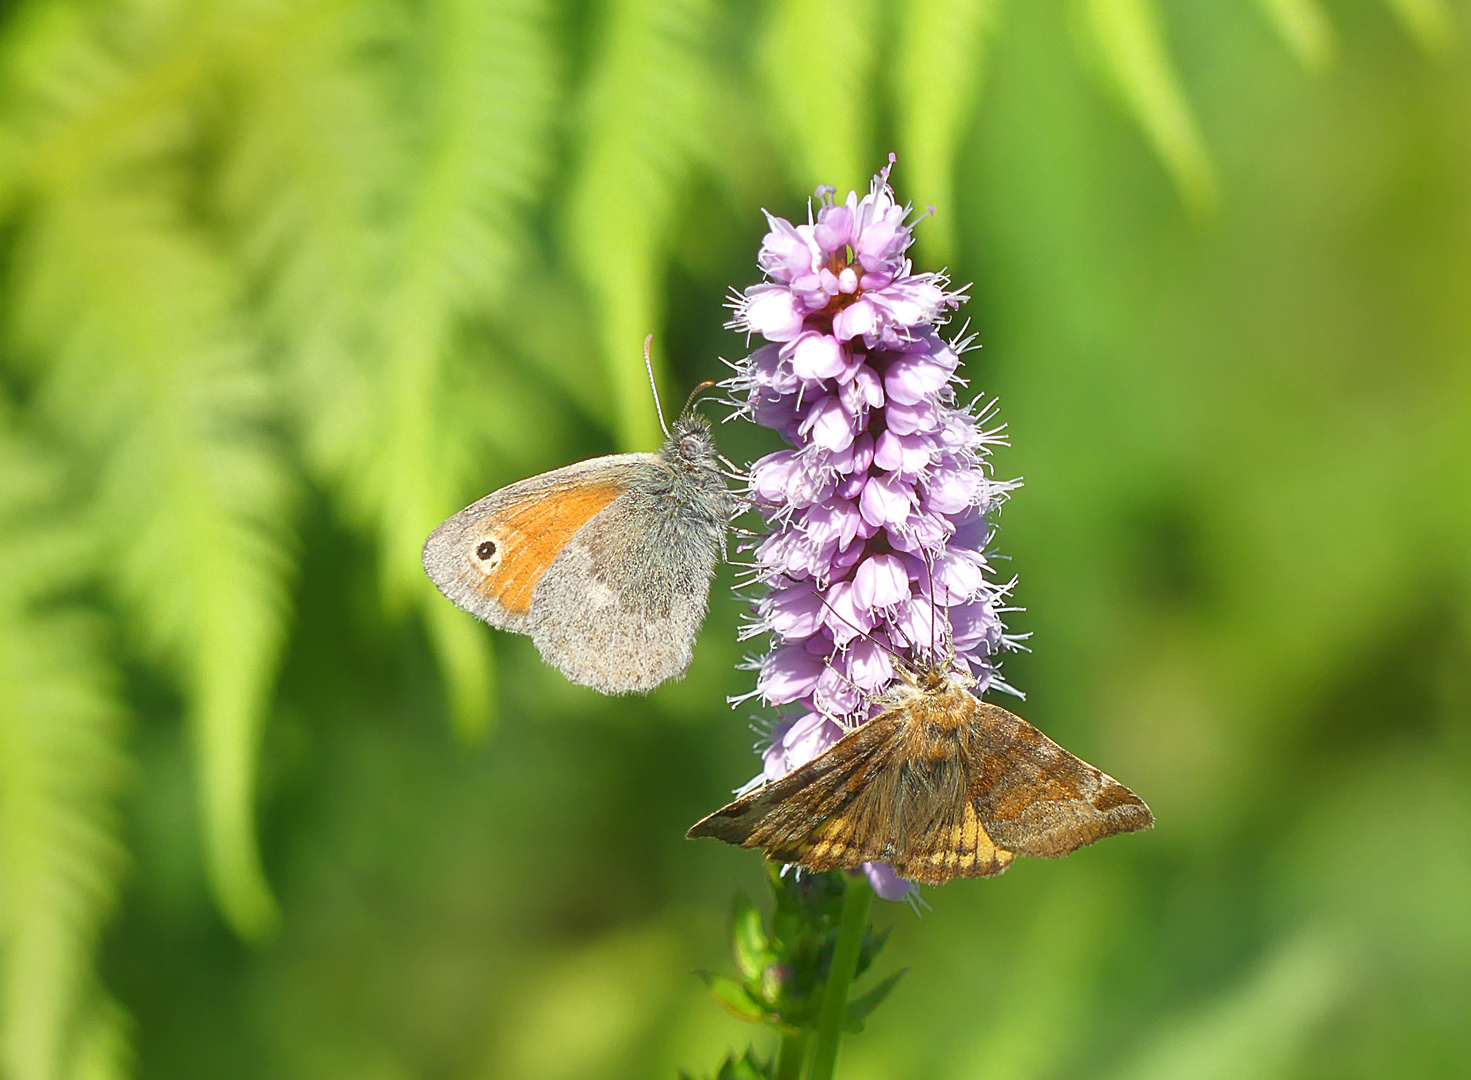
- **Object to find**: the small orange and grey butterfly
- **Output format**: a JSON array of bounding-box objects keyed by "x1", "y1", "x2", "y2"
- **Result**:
[{"x1": 687, "y1": 661, "x2": 1153, "y2": 884}]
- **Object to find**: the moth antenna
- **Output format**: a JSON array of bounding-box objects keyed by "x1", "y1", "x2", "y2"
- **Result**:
[
  {"x1": 820, "y1": 656, "x2": 880, "y2": 713},
  {"x1": 812, "y1": 590, "x2": 911, "y2": 673},
  {"x1": 644, "y1": 334, "x2": 672, "y2": 439},
  {"x1": 941, "y1": 584, "x2": 958, "y2": 669},
  {"x1": 921, "y1": 549, "x2": 939, "y2": 663}
]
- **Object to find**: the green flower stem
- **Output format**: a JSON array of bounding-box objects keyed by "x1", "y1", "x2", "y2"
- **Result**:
[
  {"x1": 807, "y1": 877, "x2": 873, "y2": 1080},
  {"x1": 774, "y1": 1030, "x2": 809, "y2": 1080}
]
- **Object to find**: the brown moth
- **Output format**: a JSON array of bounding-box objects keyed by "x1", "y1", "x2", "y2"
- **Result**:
[{"x1": 687, "y1": 660, "x2": 1153, "y2": 884}]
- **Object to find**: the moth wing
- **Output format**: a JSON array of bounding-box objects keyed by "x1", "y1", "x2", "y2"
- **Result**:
[
  {"x1": 968, "y1": 702, "x2": 1154, "y2": 859},
  {"x1": 421, "y1": 453, "x2": 655, "y2": 632},
  {"x1": 890, "y1": 800, "x2": 1015, "y2": 885},
  {"x1": 527, "y1": 476, "x2": 725, "y2": 695},
  {"x1": 687, "y1": 716, "x2": 902, "y2": 872}
]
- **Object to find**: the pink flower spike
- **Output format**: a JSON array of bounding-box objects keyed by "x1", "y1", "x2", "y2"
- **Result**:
[{"x1": 723, "y1": 158, "x2": 1020, "y2": 901}]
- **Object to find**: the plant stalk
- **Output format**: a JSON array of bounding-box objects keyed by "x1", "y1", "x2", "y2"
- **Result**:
[
  {"x1": 774, "y1": 1030, "x2": 809, "y2": 1080},
  {"x1": 807, "y1": 877, "x2": 873, "y2": 1080}
]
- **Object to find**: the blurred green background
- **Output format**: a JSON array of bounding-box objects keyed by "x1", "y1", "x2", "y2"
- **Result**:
[{"x1": 1, "y1": 0, "x2": 1469, "y2": 1078}]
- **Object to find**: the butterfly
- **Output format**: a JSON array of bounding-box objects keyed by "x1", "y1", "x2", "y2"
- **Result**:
[
  {"x1": 422, "y1": 341, "x2": 733, "y2": 695},
  {"x1": 687, "y1": 658, "x2": 1153, "y2": 884}
]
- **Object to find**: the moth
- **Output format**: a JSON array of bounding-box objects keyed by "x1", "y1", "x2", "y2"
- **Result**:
[
  {"x1": 422, "y1": 341, "x2": 733, "y2": 695},
  {"x1": 687, "y1": 659, "x2": 1153, "y2": 883}
]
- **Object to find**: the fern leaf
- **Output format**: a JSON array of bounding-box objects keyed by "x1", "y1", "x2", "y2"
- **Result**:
[
  {"x1": 1257, "y1": 0, "x2": 1335, "y2": 73},
  {"x1": 228, "y1": 0, "x2": 559, "y2": 736},
  {"x1": 567, "y1": 0, "x2": 718, "y2": 451},
  {"x1": 894, "y1": 0, "x2": 1005, "y2": 264},
  {"x1": 757, "y1": 0, "x2": 880, "y2": 198},
  {"x1": 1082, "y1": 0, "x2": 1217, "y2": 216},
  {"x1": 8, "y1": 166, "x2": 295, "y2": 939},
  {"x1": 0, "y1": 419, "x2": 129, "y2": 1080}
]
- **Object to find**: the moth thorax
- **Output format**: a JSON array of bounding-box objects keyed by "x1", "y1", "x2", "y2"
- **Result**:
[{"x1": 912, "y1": 694, "x2": 970, "y2": 735}]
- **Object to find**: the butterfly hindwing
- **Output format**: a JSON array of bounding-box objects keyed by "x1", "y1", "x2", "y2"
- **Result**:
[
  {"x1": 968, "y1": 702, "x2": 1154, "y2": 858},
  {"x1": 527, "y1": 487, "x2": 724, "y2": 695}
]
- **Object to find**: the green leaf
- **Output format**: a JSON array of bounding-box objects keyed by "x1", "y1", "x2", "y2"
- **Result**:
[
  {"x1": 843, "y1": 968, "x2": 907, "y2": 1034},
  {"x1": 1082, "y1": 0, "x2": 1217, "y2": 216},
  {"x1": 730, "y1": 889, "x2": 771, "y2": 982},
  {"x1": 681, "y1": 1047, "x2": 775, "y2": 1080},
  {"x1": 895, "y1": 0, "x2": 1005, "y2": 263},
  {"x1": 230, "y1": 0, "x2": 560, "y2": 738},
  {"x1": 697, "y1": 971, "x2": 771, "y2": 1025},
  {"x1": 855, "y1": 924, "x2": 892, "y2": 981},
  {"x1": 758, "y1": 0, "x2": 880, "y2": 196},
  {"x1": 567, "y1": 0, "x2": 717, "y2": 451},
  {"x1": 0, "y1": 0, "x2": 304, "y2": 940}
]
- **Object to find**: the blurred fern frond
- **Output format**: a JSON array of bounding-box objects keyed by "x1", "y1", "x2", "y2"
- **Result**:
[
  {"x1": 567, "y1": 0, "x2": 718, "y2": 451},
  {"x1": 1, "y1": 4, "x2": 296, "y2": 938},
  {"x1": 757, "y1": 0, "x2": 881, "y2": 197},
  {"x1": 1080, "y1": 0, "x2": 1217, "y2": 216},
  {"x1": 895, "y1": 0, "x2": 1004, "y2": 264},
  {"x1": 0, "y1": 415, "x2": 128, "y2": 1080}
]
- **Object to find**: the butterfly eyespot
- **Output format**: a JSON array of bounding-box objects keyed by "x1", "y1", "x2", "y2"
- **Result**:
[{"x1": 475, "y1": 540, "x2": 497, "y2": 561}]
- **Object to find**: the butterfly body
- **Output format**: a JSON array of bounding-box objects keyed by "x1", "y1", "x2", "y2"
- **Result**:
[
  {"x1": 688, "y1": 661, "x2": 1153, "y2": 884},
  {"x1": 423, "y1": 413, "x2": 731, "y2": 694}
]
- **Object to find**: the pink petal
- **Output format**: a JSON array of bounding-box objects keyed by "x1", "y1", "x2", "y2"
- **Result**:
[
  {"x1": 757, "y1": 647, "x2": 823, "y2": 706},
  {"x1": 743, "y1": 285, "x2": 806, "y2": 342},
  {"x1": 789, "y1": 332, "x2": 848, "y2": 380},
  {"x1": 862, "y1": 862, "x2": 915, "y2": 902},
  {"x1": 859, "y1": 473, "x2": 913, "y2": 528},
  {"x1": 799, "y1": 394, "x2": 855, "y2": 452},
  {"x1": 853, "y1": 554, "x2": 910, "y2": 611},
  {"x1": 833, "y1": 298, "x2": 877, "y2": 342}
]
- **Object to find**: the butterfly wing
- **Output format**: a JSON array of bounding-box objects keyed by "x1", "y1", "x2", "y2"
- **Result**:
[
  {"x1": 968, "y1": 702, "x2": 1154, "y2": 858},
  {"x1": 424, "y1": 450, "x2": 727, "y2": 695},
  {"x1": 687, "y1": 715, "x2": 903, "y2": 871},
  {"x1": 422, "y1": 454, "x2": 654, "y2": 632},
  {"x1": 525, "y1": 485, "x2": 724, "y2": 694}
]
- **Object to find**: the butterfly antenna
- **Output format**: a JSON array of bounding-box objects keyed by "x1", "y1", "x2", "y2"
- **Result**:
[
  {"x1": 644, "y1": 334, "x2": 672, "y2": 440},
  {"x1": 683, "y1": 379, "x2": 717, "y2": 417}
]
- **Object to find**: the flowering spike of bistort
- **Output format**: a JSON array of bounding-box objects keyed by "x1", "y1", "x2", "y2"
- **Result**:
[{"x1": 724, "y1": 158, "x2": 1020, "y2": 900}]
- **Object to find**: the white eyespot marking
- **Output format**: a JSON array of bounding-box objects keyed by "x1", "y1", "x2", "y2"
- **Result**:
[{"x1": 472, "y1": 536, "x2": 503, "y2": 575}]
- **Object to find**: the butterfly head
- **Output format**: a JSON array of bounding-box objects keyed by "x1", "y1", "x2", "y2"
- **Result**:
[{"x1": 665, "y1": 409, "x2": 717, "y2": 467}]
